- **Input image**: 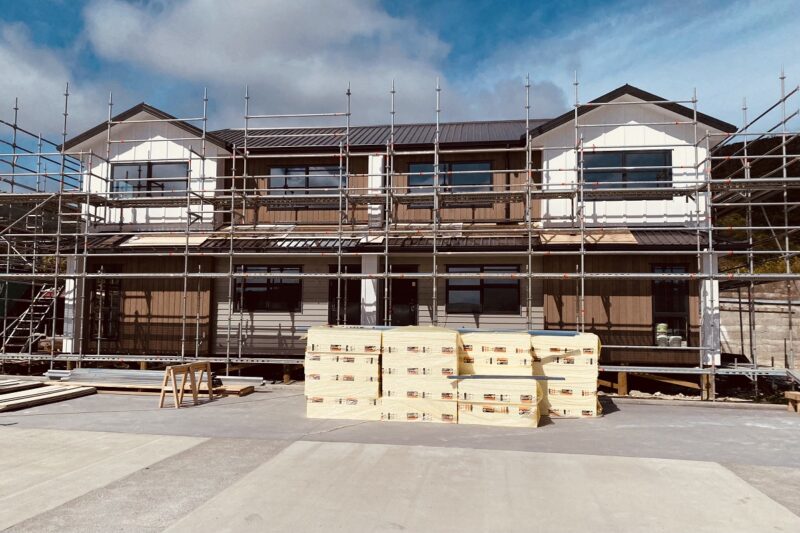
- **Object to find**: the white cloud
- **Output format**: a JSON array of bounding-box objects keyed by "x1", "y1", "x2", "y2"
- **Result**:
[
  {"x1": 0, "y1": 22, "x2": 108, "y2": 138},
  {"x1": 82, "y1": 0, "x2": 567, "y2": 127},
  {"x1": 475, "y1": 0, "x2": 800, "y2": 125}
]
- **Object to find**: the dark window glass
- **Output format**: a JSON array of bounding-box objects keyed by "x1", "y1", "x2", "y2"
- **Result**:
[
  {"x1": 583, "y1": 151, "x2": 670, "y2": 189},
  {"x1": 111, "y1": 162, "x2": 188, "y2": 197},
  {"x1": 408, "y1": 162, "x2": 492, "y2": 193},
  {"x1": 328, "y1": 265, "x2": 361, "y2": 325},
  {"x1": 90, "y1": 272, "x2": 121, "y2": 341},
  {"x1": 652, "y1": 265, "x2": 689, "y2": 342},
  {"x1": 268, "y1": 166, "x2": 343, "y2": 195},
  {"x1": 446, "y1": 265, "x2": 519, "y2": 314},
  {"x1": 234, "y1": 265, "x2": 302, "y2": 312}
]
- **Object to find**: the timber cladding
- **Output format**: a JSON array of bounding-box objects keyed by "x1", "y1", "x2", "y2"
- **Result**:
[
  {"x1": 543, "y1": 255, "x2": 700, "y2": 365},
  {"x1": 82, "y1": 258, "x2": 213, "y2": 356},
  {"x1": 392, "y1": 151, "x2": 538, "y2": 223},
  {"x1": 218, "y1": 150, "x2": 541, "y2": 226},
  {"x1": 232, "y1": 156, "x2": 369, "y2": 225}
]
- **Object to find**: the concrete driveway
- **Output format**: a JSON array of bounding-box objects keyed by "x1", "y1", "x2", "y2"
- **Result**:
[{"x1": 1, "y1": 387, "x2": 799, "y2": 532}]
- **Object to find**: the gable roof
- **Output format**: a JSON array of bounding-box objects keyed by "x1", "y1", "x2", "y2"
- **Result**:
[
  {"x1": 60, "y1": 102, "x2": 231, "y2": 152},
  {"x1": 532, "y1": 84, "x2": 737, "y2": 137},
  {"x1": 61, "y1": 84, "x2": 736, "y2": 154}
]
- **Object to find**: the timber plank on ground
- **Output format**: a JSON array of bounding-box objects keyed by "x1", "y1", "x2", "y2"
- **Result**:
[
  {"x1": 61, "y1": 381, "x2": 254, "y2": 397},
  {"x1": 0, "y1": 385, "x2": 96, "y2": 412},
  {"x1": 0, "y1": 380, "x2": 45, "y2": 394}
]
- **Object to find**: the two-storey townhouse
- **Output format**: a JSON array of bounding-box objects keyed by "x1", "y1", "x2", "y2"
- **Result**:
[{"x1": 60, "y1": 84, "x2": 736, "y2": 366}]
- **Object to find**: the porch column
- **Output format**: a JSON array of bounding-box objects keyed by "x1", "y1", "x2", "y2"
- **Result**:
[
  {"x1": 62, "y1": 257, "x2": 83, "y2": 354},
  {"x1": 701, "y1": 250, "x2": 721, "y2": 365},
  {"x1": 361, "y1": 154, "x2": 384, "y2": 325}
]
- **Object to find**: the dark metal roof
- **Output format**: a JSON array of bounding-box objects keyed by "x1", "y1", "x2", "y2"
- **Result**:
[
  {"x1": 533, "y1": 84, "x2": 737, "y2": 137},
  {"x1": 211, "y1": 119, "x2": 550, "y2": 151},
  {"x1": 631, "y1": 229, "x2": 707, "y2": 247}
]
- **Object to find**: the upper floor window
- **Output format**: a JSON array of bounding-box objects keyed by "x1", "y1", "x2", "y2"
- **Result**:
[
  {"x1": 583, "y1": 150, "x2": 671, "y2": 189},
  {"x1": 408, "y1": 161, "x2": 492, "y2": 193},
  {"x1": 111, "y1": 162, "x2": 189, "y2": 197},
  {"x1": 268, "y1": 166, "x2": 344, "y2": 195}
]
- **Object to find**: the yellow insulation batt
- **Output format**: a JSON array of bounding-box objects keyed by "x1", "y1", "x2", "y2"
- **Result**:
[
  {"x1": 382, "y1": 376, "x2": 458, "y2": 401},
  {"x1": 532, "y1": 332, "x2": 601, "y2": 418},
  {"x1": 456, "y1": 378, "x2": 541, "y2": 405},
  {"x1": 304, "y1": 373, "x2": 380, "y2": 398},
  {"x1": 306, "y1": 396, "x2": 381, "y2": 420},
  {"x1": 381, "y1": 354, "x2": 458, "y2": 378},
  {"x1": 547, "y1": 400, "x2": 602, "y2": 419},
  {"x1": 304, "y1": 353, "x2": 380, "y2": 378},
  {"x1": 306, "y1": 325, "x2": 383, "y2": 355},
  {"x1": 380, "y1": 397, "x2": 458, "y2": 423},
  {"x1": 382, "y1": 326, "x2": 462, "y2": 357},
  {"x1": 457, "y1": 402, "x2": 540, "y2": 428},
  {"x1": 531, "y1": 332, "x2": 601, "y2": 361},
  {"x1": 460, "y1": 331, "x2": 533, "y2": 375}
]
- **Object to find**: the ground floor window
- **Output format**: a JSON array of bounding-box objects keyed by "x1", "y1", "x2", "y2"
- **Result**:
[
  {"x1": 234, "y1": 265, "x2": 302, "y2": 313},
  {"x1": 446, "y1": 265, "x2": 520, "y2": 314},
  {"x1": 89, "y1": 270, "x2": 121, "y2": 341},
  {"x1": 652, "y1": 265, "x2": 689, "y2": 342}
]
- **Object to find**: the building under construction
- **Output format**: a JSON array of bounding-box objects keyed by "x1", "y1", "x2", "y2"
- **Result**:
[{"x1": 1, "y1": 74, "x2": 799, "y2": 399}]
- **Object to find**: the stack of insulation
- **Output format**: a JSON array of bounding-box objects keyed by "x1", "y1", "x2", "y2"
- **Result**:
[
  {"x1": 532, "y1": 332, "x2": 601, "y2": 418},
  {"x1": 304, "y1": 326, "x2": 382, "y2": 420},
  {"x1": 458, "y1": 331, "x2": 541, "y2": 427},
  {"x1": 380, "y1": 326, "x2": 459, "y2": 423}
]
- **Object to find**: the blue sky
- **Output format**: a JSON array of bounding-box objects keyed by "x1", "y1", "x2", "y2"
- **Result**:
[{"x1": 1, "y1": 0, "x2": 799, "y2": 139}]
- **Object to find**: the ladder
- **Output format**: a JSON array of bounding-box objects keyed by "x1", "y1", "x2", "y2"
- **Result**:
[{"x1": 1, "y1": 285, "x2": 60, "y2": 354}]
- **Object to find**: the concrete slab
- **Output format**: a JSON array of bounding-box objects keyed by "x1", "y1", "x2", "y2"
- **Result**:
[
  {"x1": 2, "y1": 390, "x2": 800, "y2": 467},
  {"x1": 0, "y1": 428, "x2": 205, "y2": 531},
  {"x1": 166, "y1": 440, "x2": 800, "y2": 533},
  {"x1": 10, "y1": 438, "x2": 291, "y2": 533}
]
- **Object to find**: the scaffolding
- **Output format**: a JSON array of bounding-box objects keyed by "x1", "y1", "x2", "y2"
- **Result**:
[{"x1": 1, "y1": 72, "x2": 799, "y2": 399}]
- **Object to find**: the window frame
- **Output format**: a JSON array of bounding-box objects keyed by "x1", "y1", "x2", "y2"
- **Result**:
[
  {"x1": 111, "y1": 161, "x2": 189, "y2": 197},
  {"x1": 267, "y1": 165, "x2": 346, "y2": 196},
  {"x1": 651, "y1": 264, "x2": 690, "y2": 343},
  {"x1": 234, "y1": 265, "x2": 303, "y2": 313},
  {"x1": 327, "y1": 264, "x2": 361, "y2": 325},
  {"x1": 89, "y1": 267, "x2": 122, "y2": 341},
  {"x1": 582, "y1": 150, "x2": 672, "y2": 190},
  {"x1": 407, "y1": 161, "x2": 493, "y2": 191},
  {"x1": 445, "y1": 264, "x2": 520, "y2": 315}
]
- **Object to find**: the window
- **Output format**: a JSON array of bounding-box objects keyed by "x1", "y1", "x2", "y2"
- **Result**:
[
  {"x1": 90, "y1": 273, "x2": 121, "y2": 341},
  {"x1": 328, "y1": 265, "x2": 361, "y2": 325},
  {"x1": 652, "y1": 265, "x2": 689, "y2": 342},
  {"x1": 234, "y1": 265, "x2": 302, "y2": 312},
  {"x1": 583, "y1": 150, "x2": 671, "y2": 189},
  {"x1": 446, "y1": 265, "x2": 519, "y2": 314},
  {"x1": 268, "y1": 166, "x2": 344, "y2": 195},
  {"x1": 111, "y1": 162, "x2": 188, "y2": 197},
  {"x1": 408, "y1": 162, "x2": 492, "y2": 193}
]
